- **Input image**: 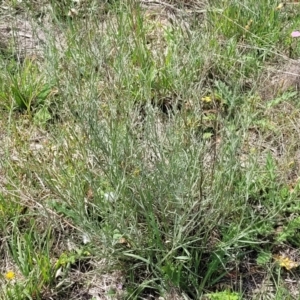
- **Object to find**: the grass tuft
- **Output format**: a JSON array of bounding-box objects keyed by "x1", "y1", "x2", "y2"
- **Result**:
[{"x1": 2, "y1": 0, "x2": 300, "y2": 299}]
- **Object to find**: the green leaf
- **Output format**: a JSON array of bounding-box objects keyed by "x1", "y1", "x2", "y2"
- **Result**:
[
  {"x1": 256, "y1": 251, "x2": 272, "y2": 265},
  {"x1": 36, "y1": 84, "x2": 52, "y2": 105},
  {"x1": 206, "y1": 290, "x2": 240, "y2": 300},
  {"x1": 11, "y1": 85, "x2": 27, "y2": 109},
  {"x1": 123, "y1": 252, "x2": 150, "y2": 264},
  {"x1": 33, "y1": 106, "x2": 52, "y2": 126}
]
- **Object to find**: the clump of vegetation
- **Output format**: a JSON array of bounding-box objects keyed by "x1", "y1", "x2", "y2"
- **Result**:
[{"x1": 2, "y1": 0, "x2": 300, "y2": 299}]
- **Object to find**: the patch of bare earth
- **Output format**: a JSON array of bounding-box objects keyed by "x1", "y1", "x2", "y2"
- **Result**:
[
  {"x1": 0, "y1": 13, "x2": 46, "y2": 61},
  {"x1": 259, "y1": 58, "x2": 300, "y2": 101}
]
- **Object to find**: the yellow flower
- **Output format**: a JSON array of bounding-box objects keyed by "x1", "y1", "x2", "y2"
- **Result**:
[
  {"x1": 273, "y1": 254, "x2": 299, "y2": 271},
  {"x1": 275, "y1": 3, "x2": 284, "y2": 10},
  {"x1": 201, "y1": 96, "x2": 212, "y2": 103},
  {"x1": 245, "y1": 19, "x2": 253, "y2": 31},
  {"x1": 5, "y1": 271, "x2": 15, "y2": 280},
  {"x1": 132, "y1": 168, "x2": 140, "y2": 177}
]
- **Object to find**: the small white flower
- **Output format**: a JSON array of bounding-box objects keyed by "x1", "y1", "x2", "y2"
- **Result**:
[
  {"x1": 104, "y1": 192, "x2": 117, "y2": 202},
  {"x1": 55, "y1": 267, "x2": 63, "y2": 278},
  {"x1": 82, "y1": 233, "x2": 91, "y2": 244}
]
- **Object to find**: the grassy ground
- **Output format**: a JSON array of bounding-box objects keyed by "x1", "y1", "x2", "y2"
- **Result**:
[{"x1": 2, "y1": 0, "x2": 300, "y2": 299}]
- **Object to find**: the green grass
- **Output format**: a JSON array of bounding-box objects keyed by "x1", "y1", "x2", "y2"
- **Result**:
[{"x1": 2, "y1": 0, "x2": 300, "y2": 299}]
